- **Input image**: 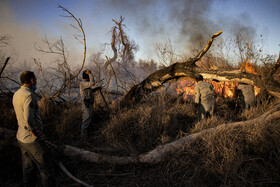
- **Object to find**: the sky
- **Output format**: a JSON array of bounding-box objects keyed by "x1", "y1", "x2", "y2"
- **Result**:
[{"x1": 0, "y1": 0, "x2": 279, "y2": 67}]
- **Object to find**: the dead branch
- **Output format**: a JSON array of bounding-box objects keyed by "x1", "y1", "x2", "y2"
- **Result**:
[
  {"x1": 113, "y1": 16, "x2": 130, "y2": 60},
  {"x1": 186, "y1": 30, "x2": 223, "y2": 65},
  {"x1": 58, "y1": 162, "x2": 94, "y2": 187},
  {"x1": 0, "y1": 57, "x2": 10, "y2": 77},
  {"x1": 105, "y1": 56, "x2": 119, "y2": 93},
  {"x1": 51, "y1": 4, "x2": 87, "y2": 98},
  {"x1": 0, "y1": 76, "x2": 21, "y2": 85},
  {"x1": 104, "y1": 26, "x2": 118, "y2": 69}
]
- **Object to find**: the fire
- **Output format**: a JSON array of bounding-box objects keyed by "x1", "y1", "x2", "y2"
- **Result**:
[
  {"x1": 254, "y1": 86, "x2": 261, "y2": 96},
  {"x1": 176, "y1": 80, "x2": 260, "y2": 100},
  {"x1": 240, "y1": 61, "x2": 257, "y2": 74},
  {"x1": 176, "y1": 77, "x2": 196, "y2": 101},
  {"x1": 176, "y1": 61, "x2": 260, "y2": 100},
  {"x1": 208, "y1": 81, "x2": 238, "y2": 98}
]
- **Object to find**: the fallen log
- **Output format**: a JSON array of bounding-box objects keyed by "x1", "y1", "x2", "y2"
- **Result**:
[
  {"x1": 45, "y1": 103, "x2": 280, "y2": 165},
  {"x1": 2, "y1": 104, "x2": 280, "y2": 165}
]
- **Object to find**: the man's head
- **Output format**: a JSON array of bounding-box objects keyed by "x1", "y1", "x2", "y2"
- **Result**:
[
  {"x1": 20, "y1": 71, "x2": 37, "y2": 91},
  {"x1": 195, "y1": 75, "x2": 203, "y2": 82},
  {"x1": 20, "y1": 71, "x2": 36, "y2": 85},
  {"x1": 82, "y1": 70, "x2": 89, "y2": 81}
]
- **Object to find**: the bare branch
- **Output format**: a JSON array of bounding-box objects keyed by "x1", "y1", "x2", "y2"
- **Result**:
[
  {"x1": 58, "y1": 162, "x2": 94, "y2": 187},
  {"x1": 184, "y1": 30, "x2": 223, "y2": 66},
  {"x1": 104, "y1": 26, "x2": 118, "y2": 69},
  {"x1": 0, "y1": 57, "x2": 10, "y2": 77},
  {"x1": 51, "y1": 4, "x2": 87, "y2": 98}
]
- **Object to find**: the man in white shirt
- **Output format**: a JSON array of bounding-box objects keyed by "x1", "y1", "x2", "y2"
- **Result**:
[{"x1": 13, "y1": 71, "x2": 54, "y2": 187}]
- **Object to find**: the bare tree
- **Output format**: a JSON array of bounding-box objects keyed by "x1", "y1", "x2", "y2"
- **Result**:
[
  {"x1": 34, "y1": 4, "x2": 86, "y2": 99},
  {"x1": 103, "y1": 16, "x2": 139, "y2": 94}
]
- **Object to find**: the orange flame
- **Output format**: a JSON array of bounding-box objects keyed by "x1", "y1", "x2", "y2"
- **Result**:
[
  {"x1": 240, "y1": 61, "x2": 257, "y2": 74},
  {"x1": 176, "y1": 77, "x2": 196, "y2": 101},
  {"x1": 208, "y1": 81, "x2": 238, "y2": 98},
  {"x1": 176, "y1": 60, "x2": 259, "y2": 100},
  {"x1": 176, "y1": 80, "x2": 259, "y2": 100}
]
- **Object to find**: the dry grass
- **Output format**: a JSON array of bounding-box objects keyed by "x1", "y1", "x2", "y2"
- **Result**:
[
  {"x1": 1, "y1": 88, "x2": 280, "y2": 186},
  {"x1": 162, "y1": 117, "x2": 280, "y2": 186},
  {"x1": 100, "y1": 93, "x2": 196, "y2": 154}
]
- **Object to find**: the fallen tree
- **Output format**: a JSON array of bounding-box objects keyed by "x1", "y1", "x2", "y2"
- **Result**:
[{"x1": 121, "y1": 31, "x2": 280, "y2": 105}]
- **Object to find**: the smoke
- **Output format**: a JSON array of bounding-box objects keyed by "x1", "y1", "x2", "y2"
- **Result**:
[
  {"x1": 94, "y1": 0, "x2": 217, "y2": 56},
  {"x1": 0, "y1": 0, "x2": 260, "y2": 65}
]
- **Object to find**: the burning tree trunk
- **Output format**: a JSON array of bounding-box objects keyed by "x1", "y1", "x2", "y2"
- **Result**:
[{"x1": 121, "y1": 31, "x2": 280, "y2": 105}]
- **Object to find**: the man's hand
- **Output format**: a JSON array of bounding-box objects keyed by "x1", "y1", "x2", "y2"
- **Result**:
[
  {"x1": 30, "y1": 129, "x2": 43, "y2": 139},
  {"x1": 85, "y1": 69, "x2": 91, "y2": 74}
]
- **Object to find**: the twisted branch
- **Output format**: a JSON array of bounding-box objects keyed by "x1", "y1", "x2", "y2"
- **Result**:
[{"x1": 51, "y1": 4, "x2": 87, "y2": 98}]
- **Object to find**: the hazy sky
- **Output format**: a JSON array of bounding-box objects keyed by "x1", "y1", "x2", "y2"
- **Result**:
[{"x1": 0, "y1": 0, "x2": 279, "y2": 66}]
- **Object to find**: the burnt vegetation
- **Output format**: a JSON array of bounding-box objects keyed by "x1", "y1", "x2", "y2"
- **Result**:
[{"x1": 1, "y1": 4, "x2": 280, "y2": 187}]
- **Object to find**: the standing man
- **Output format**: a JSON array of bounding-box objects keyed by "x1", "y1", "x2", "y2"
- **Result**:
[
  {"x1": 236, "y1": 83, "x2": 255, "y2": 110},
  {"x1": 80, "y1": 69, "x2": 96, "y2": 139},
  {"x1": 13, "y1": 71, "x2": 54, "y2": 187},
  {"x1": 194, "y1": 75, "x2": 216, "y2": 121}
]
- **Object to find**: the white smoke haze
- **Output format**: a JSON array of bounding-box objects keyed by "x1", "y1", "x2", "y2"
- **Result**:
[{"x1": 0, "y1": 0, "x2": 86, "y2": 71}]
